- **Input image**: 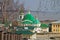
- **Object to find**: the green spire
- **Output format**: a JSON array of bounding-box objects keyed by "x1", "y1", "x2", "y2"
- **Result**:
[
  {"x1": 27, "y1": 7, "x2": 30, "y2": 14},
  {"x1": 28, "y1": 10, "x2": 30, "y2": 14}
]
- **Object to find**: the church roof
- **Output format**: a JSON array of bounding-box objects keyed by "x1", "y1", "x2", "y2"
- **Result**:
[
  {"x1": 15, "y1": 30, "x2": 34, "y2": 35},
  {"x1": 22, "y1": 12, "x2": 41, "y2": 25},
  {"x1": 22, "y1": 12, "x2": 35, "y2": 24},
  {"x1": 34, "y1": 19, "x2": 40, "y2": 24},
  {"x1": 22, "y1": 20, "x2": 32, "y2": 24}
]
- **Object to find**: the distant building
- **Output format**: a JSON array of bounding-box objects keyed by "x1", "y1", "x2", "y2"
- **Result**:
[
  {"x1": 40, "y1": 20, "x2": 57, "y2": 24},
  {"x1": 50, "y1": 21, "x2": 60, "y2": 33}
]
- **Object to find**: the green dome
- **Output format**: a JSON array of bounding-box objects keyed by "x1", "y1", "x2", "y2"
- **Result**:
[
  {"x1": 22, "y1": 12, "x2": 35, "y2": 24},
  {"x1": 22, "y1": 20, "x2": 32, "y2": 24},
  {"x1": 40, "y1": 24, "x2": 49, "y2": 28}
]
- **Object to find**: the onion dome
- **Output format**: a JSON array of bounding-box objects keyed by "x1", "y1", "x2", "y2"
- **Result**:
[{"x1": 22, "y1": 11, "x2": 35, "y2": 24}]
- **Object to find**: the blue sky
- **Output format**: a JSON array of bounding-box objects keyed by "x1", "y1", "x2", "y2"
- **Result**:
[{"x1": 14, "y1": 0, "x2": 60, "y2": 20}]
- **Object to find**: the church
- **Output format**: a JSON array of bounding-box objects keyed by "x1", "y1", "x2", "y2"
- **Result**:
[{"x1": 0, "y1": 11, "x2": 49, "y2": 40}]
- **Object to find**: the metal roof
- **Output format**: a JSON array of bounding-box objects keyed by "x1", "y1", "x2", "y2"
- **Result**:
[{"x1": 51, "y1": 21, "x2": 60, "y2": 23}]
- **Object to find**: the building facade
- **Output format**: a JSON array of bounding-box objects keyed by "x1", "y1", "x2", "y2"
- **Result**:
[{"x1": 50, "y1": 21, "x2": 60, "y2": 33}]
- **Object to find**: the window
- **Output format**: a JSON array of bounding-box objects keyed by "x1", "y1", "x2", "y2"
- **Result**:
[
  {"x1": 53, "y1": 25, "x2": 55, "y2": 27},
  {"x1": 53, "y1": 29, "x2": 55, "y2": 31},
  {"x1": 20, "y1": 16, "x2": 22, "y2": 19},
  {"x1": 58, "y1": 25, "x2": 59, "y2": 27},
  {"x1": 56, "y1": 25, "x2": 57, "y2": 27},
  {"x1": 56, "y1": 29, "x2": 57, "y2": 31}
]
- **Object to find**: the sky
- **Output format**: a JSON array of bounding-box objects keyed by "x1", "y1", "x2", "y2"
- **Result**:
[
  {"x1": 14, "y1": 0, "x2": 40, "y2": 11},
  {"x1": 14, "y1": 0, "x2": 60, "y2": 20},
  {"x1": 14, "y1": 0, "x2": 60, "y2": 12}
]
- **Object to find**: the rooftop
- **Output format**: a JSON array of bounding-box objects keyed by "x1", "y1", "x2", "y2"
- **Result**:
[{"x1": 51, "y1": 21, "x2": 60, "y2": 23}]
